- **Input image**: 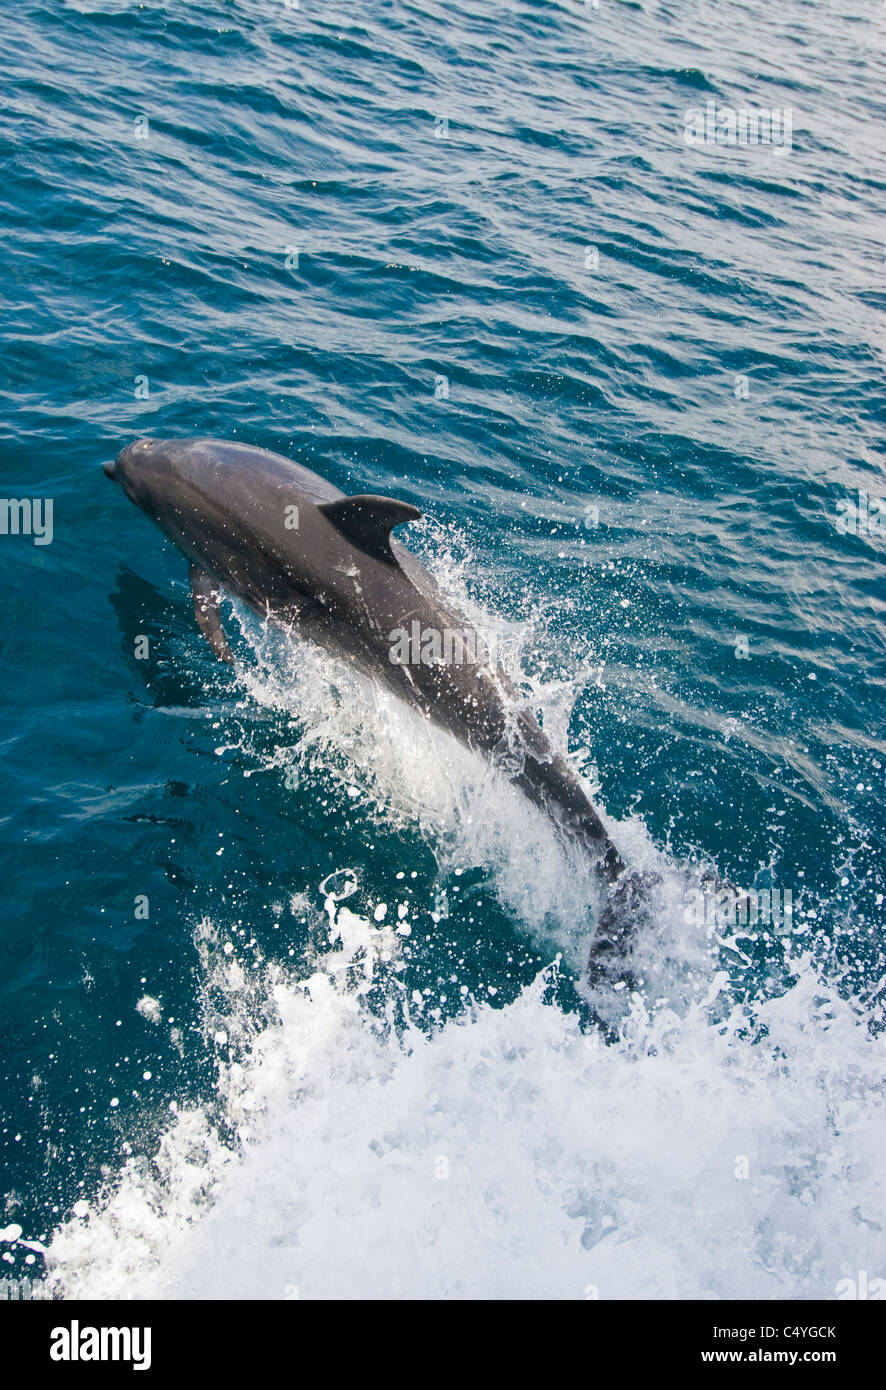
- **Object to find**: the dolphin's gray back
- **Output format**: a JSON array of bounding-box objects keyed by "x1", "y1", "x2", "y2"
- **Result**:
[
  {"x1": 192, "y1": 439, "x2": 345, "y2": 504},
  {"x1": 200, "y1": 442, "x2": 477, "y2": 657}
]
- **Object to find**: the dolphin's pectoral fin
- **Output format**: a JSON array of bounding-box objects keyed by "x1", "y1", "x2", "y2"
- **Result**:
[
  {"x1": 318, "y1": 495, "x2": 422, "y2": 563},
  {"x1": 189, "y1": 564, "x2": 235, "y2": 665}
]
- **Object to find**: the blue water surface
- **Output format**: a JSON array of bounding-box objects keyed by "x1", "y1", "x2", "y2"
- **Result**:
[{"x1": 0, "y1": 0, "x2": 884, "y2": 1289}]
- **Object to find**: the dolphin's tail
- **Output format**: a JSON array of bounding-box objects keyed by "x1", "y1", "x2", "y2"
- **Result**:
[
  {"x1": 587, "y1": 867, "x2": 661, "y2": 989},
  {"x1": 508, "y1": 734, "x2": 661, "y2": 1014},
  {"x1": 513, "y1": 746, "x2": 625, "y2": 885},
  {"x1": 490, "y1": 701, "x2": 648, "y2": 994},
  {"x1": 584, "y1": 866, "x2": 753, "y2": 1035}
]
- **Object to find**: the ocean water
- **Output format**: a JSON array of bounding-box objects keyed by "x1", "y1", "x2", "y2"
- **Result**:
[{"x1": 1, "y1": 0, "x2": 885, "y2": 1300}]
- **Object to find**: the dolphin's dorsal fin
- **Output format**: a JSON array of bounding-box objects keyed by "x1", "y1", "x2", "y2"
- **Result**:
[{"x1": 317, "y1": 494, "x2": 421, "y2": 563}]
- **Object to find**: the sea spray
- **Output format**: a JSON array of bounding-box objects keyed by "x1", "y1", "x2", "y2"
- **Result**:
[{"x1": 45, "y1": 898, "x2": 886, "y2": 1300}]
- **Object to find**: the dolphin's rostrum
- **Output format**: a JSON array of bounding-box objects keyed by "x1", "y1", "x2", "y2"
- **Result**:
[{"x1": 105, "y1": 437, "x2": 627, "y2": 896}]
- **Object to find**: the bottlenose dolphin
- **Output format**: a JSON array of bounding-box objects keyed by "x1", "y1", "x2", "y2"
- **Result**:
[{"x1": 104, "y1": 437, "x2": 627, "y2": 895}]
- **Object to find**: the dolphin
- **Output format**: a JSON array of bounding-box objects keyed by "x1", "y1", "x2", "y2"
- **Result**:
[{"x1": 104, "y1": 437, "x2": 627, "y2": 895}]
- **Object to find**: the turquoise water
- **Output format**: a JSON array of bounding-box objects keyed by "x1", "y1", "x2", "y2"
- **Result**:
[{"x1": 1, "y1": 0, "x2": 885, "y2": 1298}]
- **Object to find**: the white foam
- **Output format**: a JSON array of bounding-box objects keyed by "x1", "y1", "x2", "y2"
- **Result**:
[{"x1": 45, "y1": 906, "x2": 886, "y2": 1300}]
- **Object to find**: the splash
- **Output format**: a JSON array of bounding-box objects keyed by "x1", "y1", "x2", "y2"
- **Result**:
[{"x1": 44, "y1": 899, "x2": 886, "y2": 1300}]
